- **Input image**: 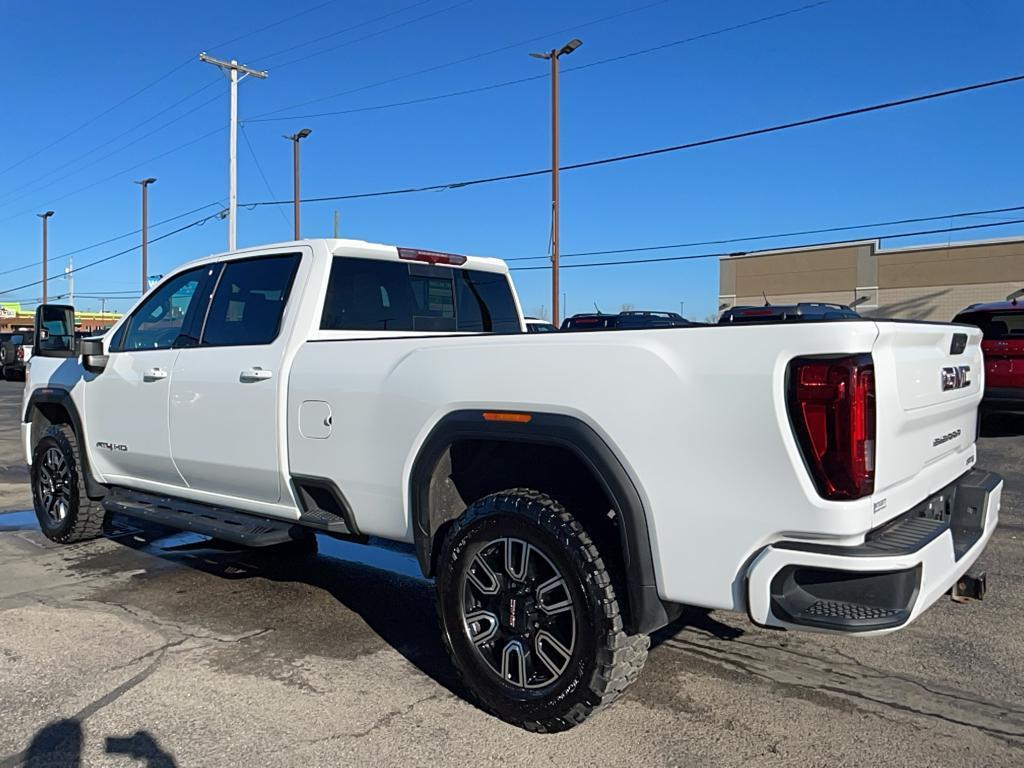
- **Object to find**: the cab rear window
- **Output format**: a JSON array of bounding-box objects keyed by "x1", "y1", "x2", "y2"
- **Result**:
[{"x1": 321, "y1": 257, "x2": 520, "y2": 333}]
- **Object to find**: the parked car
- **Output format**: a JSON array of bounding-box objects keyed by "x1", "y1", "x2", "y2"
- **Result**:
[
  {"x1": 524, "y1": 317, "x2": 558, "y2": 333},
  {"x1": 24, "y1": 239, "x2": 1000, "y2": 732},
  {"x1": 719, "y1": 302, "x2": 861, "y2": 324},
  {"x1": 1, "y1": 331, "x2": 34, "y2": 380},
  {"x1": 560, "y1": 312, "x2": 618, "y2": 331},
  {"x1": 953, "y1": 300, "x2": 1024, "y2": 411},
  {"x1": 614, "y1": 310, "x2": 691, "y2": 329}
]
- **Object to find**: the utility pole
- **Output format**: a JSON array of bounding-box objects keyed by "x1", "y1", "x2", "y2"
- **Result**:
[
  {"x1": 135, "y1": 178, "x2": 156, "y2": 294},
  {"x1": 530, "y1": 38, "x2": 582, "y2": 328},
  {"x1": 37, "y1": 211, "x2": 54, "y2": 304},
  {"x1": 333, "y1": 209, "x2": 339, "y2": 238},
  {"x1": 679, "y1": 300, "x2": 685, "y2": 317},
  {"x1": 199, "y1": 53, "x2": 268, "y2": 251},
  {"x1": 283, "y1": 128, "x2": 312, "y2": 240}
]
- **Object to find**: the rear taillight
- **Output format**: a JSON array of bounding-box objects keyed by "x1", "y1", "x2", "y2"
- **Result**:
[
  {"x1": 16, "y1": 347, "x2": 24, "y2": 360},
  {"x1": 787, "y1": 354, "x2": 875, "y2": 500}
]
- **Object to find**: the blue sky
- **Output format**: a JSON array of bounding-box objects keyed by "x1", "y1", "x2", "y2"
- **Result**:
[{"x1": 1, "y1": 0, "x2": 1022, "y2": 320}]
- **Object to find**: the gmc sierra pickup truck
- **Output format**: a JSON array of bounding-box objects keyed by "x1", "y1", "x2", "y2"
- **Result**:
[{"x1": 23, "y1": 238, "x2": 1001, "y2": 732}]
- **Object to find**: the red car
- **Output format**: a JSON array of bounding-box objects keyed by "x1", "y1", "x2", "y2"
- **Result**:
[{"x1": 953, "y1": 300, "x2": 1024, "y2": 411}]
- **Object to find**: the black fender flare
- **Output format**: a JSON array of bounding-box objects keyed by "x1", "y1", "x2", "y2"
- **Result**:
[
  {"x1": 409, "y1": 409, "x2": 676, "y2": 634},
  {"x1": 23, "y1": 388, "x2": 107, "y2": 499}
]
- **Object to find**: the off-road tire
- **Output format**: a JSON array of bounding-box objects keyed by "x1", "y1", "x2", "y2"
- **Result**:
[
  {"x1": 31, "y1": 424, "x2": 107, "y2": 544},
  {"x1": 435, "y1": 488, "x2": 649, "y2": 732}
]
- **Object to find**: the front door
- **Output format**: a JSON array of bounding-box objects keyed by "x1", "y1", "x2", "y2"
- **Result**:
[
  {"x1": 85, "y1": 265, "x2": 217, "y2": 488},
  {"x1": 169, "y1": 251, "x2": 303, "y2": 504}
]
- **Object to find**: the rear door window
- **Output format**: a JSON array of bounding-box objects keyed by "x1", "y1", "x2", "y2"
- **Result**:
[
  {"x1": 202, "y1": 254, "x2": 300, "y2": 346},
  {"x1": 321, "y1": 257, "x2": 520, "y2": 333}
]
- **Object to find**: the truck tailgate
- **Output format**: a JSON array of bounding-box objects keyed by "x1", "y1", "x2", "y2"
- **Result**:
[{"x1": 871, "y1": 322, "x2": 983, "y2": 503}]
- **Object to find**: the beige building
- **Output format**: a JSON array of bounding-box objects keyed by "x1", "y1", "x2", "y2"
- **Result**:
[{"x1": 718, "y1": 236, "x2": 1024, "y2": 322}]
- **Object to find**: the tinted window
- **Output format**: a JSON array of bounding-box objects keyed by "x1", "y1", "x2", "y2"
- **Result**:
[
  {"x1": 525, "y1": 321, "x2": 557, "y2": 333},
  {"x1": 202, "y1": 254, "x2": 300, "y2": 346},
  {"x1": 116, "y1": 266, "x2": 210, "y2": 351},
  {"x1": 321, "y1": 257, "x2": 520, "y2": 333},
  {"x1": 955, "y1": 311, "x2": 1024, "y2": 340}
]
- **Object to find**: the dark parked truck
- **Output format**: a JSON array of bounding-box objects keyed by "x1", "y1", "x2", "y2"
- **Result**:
[{"x1": 22, "y1": 238, "x2": 1001, "y2": 732}]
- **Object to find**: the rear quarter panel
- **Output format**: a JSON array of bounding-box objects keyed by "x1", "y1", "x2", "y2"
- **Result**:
[{"x1": 287, "y1": 321, "x2": 884, "y2": 611}]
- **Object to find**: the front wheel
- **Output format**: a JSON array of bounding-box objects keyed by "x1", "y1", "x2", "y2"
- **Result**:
[
  {"x1": 435, "y1": 489, "x2": 649, "y2": 732},
  {"x1": 31, "y1": 425, "x2": 107, "y2": 544}
]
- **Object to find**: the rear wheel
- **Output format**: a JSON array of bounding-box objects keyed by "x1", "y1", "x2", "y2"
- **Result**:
[
  {"x1": 436, "y1": 489, "x2": 649, "y2": 732},
  {"x1": 31, "y1": 425, "x2": 106, "y2": 544}
]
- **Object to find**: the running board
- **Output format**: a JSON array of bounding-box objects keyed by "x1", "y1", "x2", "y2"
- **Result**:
[{"x1": 102, "y1": 487, "x2": 305, "y2": 547}]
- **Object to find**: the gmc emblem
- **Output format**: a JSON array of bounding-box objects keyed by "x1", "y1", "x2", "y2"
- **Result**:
[{"x1": 941, "y1": 365, "x2": 971, "y2": 391}]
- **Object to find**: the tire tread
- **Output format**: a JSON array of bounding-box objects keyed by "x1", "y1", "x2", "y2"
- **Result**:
[{"x1": 437, "y1": 487, "x2": 649, "y2": 733}]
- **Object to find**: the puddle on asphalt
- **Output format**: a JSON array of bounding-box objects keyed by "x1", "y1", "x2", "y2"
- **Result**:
[{"x1": 0, "y1": 507, "x2": 428, "y2": 582}]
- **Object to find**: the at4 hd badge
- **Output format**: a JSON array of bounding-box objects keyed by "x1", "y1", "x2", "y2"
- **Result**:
[{"x1": 95, "y1": 441, "x2": 128, "y2": 452}]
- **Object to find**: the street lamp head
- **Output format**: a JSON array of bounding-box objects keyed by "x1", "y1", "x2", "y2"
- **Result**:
[
  {"x1": 135, "y1": 177, "x2": 157, "y2": 186},
  {"x1": 559, "y1": 38, "x2": 582, "y2": 57},
  {"x1": 38, "y1": 211, "x2": 54, "y2": 219},
  {"x1": 528, "y1": 51, "x2": 551, "y2": 59},
  {"x1": 296, "y1": 128, "x2": 312, "y2": 139}
]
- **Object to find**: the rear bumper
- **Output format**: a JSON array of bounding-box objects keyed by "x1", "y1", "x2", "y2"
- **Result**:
[{"x1": 746, "y1": 468, "x2": 1001, "y2": 634}]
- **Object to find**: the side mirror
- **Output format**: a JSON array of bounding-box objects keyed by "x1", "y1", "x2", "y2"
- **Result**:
[
  {"x1": 33, "y1": 304, "x2": 77, "y2": 358},
  {"x1": 80, "y1": 338, "x2": 108, "y2": 373}
]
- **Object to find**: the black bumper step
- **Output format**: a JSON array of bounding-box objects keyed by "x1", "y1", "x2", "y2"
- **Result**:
[
  {"x1": 775, "y1": 468, "x2": 998, "y2": 561},
  {"x1": 103, "y1": 488, "x2": 305, "y2": 547}
]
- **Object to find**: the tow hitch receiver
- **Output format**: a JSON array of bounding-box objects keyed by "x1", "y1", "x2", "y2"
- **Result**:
[{"x1": 951, "y1": 571, "x2": 987, "y2": 603}]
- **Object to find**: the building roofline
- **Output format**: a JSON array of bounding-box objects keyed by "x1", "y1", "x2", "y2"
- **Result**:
[{"x1": 720, "y1": 233, "x2": 1024, "y2": 260}]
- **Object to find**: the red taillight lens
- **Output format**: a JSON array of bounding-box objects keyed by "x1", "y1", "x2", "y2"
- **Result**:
[
  {"x1": 16, "y1": 347, "x2": 24, "y2": 360},
  {"x1": 787, "y1": 354, "x2": 875, "y2": 500}
]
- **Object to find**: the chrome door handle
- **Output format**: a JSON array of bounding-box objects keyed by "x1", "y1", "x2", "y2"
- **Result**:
[
  {"x1": 240, "y1": 367, "x2": 273, "y2": 382},
  {"x1": 143, "y1": 368, "x2": 168, "y2": 382}
]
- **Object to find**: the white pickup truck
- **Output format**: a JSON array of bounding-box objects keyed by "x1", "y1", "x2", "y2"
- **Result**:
[{"x1": 23, "y1": 238, "x2": 1001, "y2": 732}]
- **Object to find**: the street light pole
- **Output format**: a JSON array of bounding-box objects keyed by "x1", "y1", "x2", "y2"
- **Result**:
[
  {"x1": 530, "y1": 38, "x2": 582, "y2": 328},
  {"x1": 37, "y1": 211, "x2": 54, "y2": 304},
  {"x1": 199, "y1": 52, "x2": 268, "y2": 251},
  {"x1": 135, "y1": 178, "x2": 156, "y2": 294},
  {"x1": 283, "y1": 128, "x2": 312, "y2": 240}
]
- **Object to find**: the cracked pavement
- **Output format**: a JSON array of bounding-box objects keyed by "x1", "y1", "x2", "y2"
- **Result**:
[{"x1": 1, "y1": 383, "x2": 1023, "y2": 766}]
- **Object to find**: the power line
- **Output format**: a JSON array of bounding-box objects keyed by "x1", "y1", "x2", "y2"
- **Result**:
[
  {"x1": 0, "y1": 209, "x2": 226, "y2": 297},
  {"x1": 242, "y1": 72, "x2": 1024, "y2": 208},
  {"x1": 240, "y1": 124, "x2": 291, "y2": 228},
  {"x1": 0, "y1": 201, "x2": 223, "y2": 278},
  {"x1": 0, "y1": 87, "x2": 224, "y2": 215},
  {"x1": 244, "y1": 0, "x2": 825, "y2": 123},
  {"x1": 504, "y1": 204, "x2": 1024, "y2": 262},
  {"x1": 0, "y1": 126, "x2": 226, "y2": 226},
  {"x1": 206, "y1": 0, "x2": 340, "y2": 52},
  {"x1": 508, "y1": 218, "x2": 1024, "y2": 272},
  {"x1": 0, "y1": 0, "x2": 343, "y2": 185},
  {"x1": 247, "y1": 0, "x2": 673, "y2": 120},
  {"x1": 249, "y1": 0, "x2": 437, "y2": 66},
  {"x1": 0, "y1": 58, "x2": 196, "y2": 180}
]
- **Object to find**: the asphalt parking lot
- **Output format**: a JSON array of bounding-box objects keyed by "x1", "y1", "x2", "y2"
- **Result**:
[{"x1": 1, "y1": 380, "x2": 1023, "y2": 767}]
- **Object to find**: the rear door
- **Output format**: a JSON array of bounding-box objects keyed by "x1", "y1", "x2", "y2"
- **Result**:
[{"x1": 168, "y1": 251, "x2": 303, "y2": 503}]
